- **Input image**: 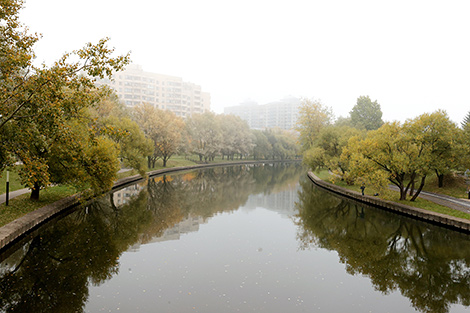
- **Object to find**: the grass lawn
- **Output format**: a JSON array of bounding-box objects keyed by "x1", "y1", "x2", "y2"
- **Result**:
[
  {"x1": 0, "y1": 168, "x2": 24, "y2": 193},
  {"x1": 313, "y1": 169, "x2": 470, "y2": 220},
  {"x1": 0, "y1": 185, "x2": 77, "y2": 227}
]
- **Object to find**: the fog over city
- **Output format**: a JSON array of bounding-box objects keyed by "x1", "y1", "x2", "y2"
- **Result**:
[{"x1": 20, "y1": 0, "x2": 470, "y2": 124}]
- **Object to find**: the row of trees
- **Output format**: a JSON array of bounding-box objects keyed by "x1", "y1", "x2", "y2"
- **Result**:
[
  {"x1": 1, "y1": 1, "x2": 299, "y2": 201},
  {"x1": 297, "y1": 96, "x2": 469, "y2": 201},
  {"x1": 103, "y1": 100, "x2": 300, "y2": 170}
]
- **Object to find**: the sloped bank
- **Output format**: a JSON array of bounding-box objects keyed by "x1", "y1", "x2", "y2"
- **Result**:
[
  {"x1": 0, "y1": 160, "x2": 299, "y2": 251},
  {"x1": 307, "y1": 171, "x2": 470, "y2": 233}
]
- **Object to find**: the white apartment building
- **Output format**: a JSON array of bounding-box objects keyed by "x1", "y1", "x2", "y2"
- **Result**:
[
  {"x1": 99, "y1": 64, "x2": 211, "y2": 117},
  {"x1": 224, "y1": 97, "x2": 301, "y2": 130}
]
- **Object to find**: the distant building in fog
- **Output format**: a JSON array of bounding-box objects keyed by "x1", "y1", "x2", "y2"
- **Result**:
[
  {"x1": 224, "y1": 96, "x2": 301, "y2": 130},
  {"x1": 98, "y1": 64, "x2": 211, "y2": 118}
]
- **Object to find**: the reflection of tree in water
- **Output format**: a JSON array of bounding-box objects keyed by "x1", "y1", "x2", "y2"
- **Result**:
[
  {"x1": 295, "y1": 178, "x2": 470, "y2": 313},
  {"x1": 0, "y1": 162, "x2": 302, "y2": 313}
]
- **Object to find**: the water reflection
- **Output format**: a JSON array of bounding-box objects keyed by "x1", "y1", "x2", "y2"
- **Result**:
[
  {"x1": 295, "y1": 179, "x2": 470, "y2": 313},
  {"x1": 0, "y1": 163, "x2": 303, "y2": 313}
]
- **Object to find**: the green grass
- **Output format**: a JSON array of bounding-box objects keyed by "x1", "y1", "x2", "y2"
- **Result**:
[
  {"x1": 396, "y1": 197, "x2": 470, "y2": 220},
  {"x1": 0, "y1": 167, "x2": 24, "y2": 193},
  {"x1": 423, "y1": 173, "x2": 468, "y2": 199},
  {"x1": 0, "y1": 185, "x2": 77, "y2": 227},
  {"x1": 314, "y1": 169, "x2": 470, "y2": 220}
]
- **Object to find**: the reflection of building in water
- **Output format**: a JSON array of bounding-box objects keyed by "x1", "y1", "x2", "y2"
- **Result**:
[
  {"x1": 242, "y1": 186, "x2": 300, "y2": 217},
  {"x1": 128, "y1": 215, "x2": 206, "y2": 252},
  {"x1": 112, "y1": 184, "x2": 144, "y2": 206},
  {"x1": 151, "y1": 215, "x2": 206, "y2": 242}
]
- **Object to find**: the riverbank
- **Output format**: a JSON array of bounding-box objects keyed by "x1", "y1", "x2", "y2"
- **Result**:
[
  {"x1": 0, "y1": 160, "x2": 299, "y2": 251},
  {"x1": 307, "y1": 171, "x2": 470, "y2": 233}
]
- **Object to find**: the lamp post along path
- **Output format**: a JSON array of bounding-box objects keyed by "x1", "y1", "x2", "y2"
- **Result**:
[{"x1": 6, "y1": 170, "x2": 9, "y2": 206}]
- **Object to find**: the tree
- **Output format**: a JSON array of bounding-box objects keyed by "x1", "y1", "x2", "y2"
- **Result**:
[
  {"x1": 342, "y1": 121, "x2": 426, "y2": 201},
  {"x1": 303, "y1": 125, "x2": 363, "y2": 175},
  {"x1": 0, "y1": 0, "x2": 39, "y2": 169},
  {"x1": 186, "y1": 112, "x2": 222, "y2": 162},
  {"x1": 296, "y1": 98, "x2": 333, "y2": 152},
  {"x1": 133, "y1": 104, "x2": 187, "y2": 168},
  {"x1": 461, "y1": 110, "x2": 470, "y2": 130},
  {"x1": 342, "y1": 111, "x2": 462, "y2": 201},
  {"x1": 252, "y1": 130, "x2": 272, "y2": 160},
  {"x1": 153, "y1": 109, "x2": 186, "y2": 167},
  {"x1": 0, "y1": 1, "x2": 130, "y2": 199},
  {"x1": 405, "y1": 110, "x2": 465, "y2": 188},
  {"x1": 218, "y1": 114, "x2": 253, "y2": 160},
  {"x1": 350, "y1": 95, "x2": 384, "y2": 130},
  {"x1": 264, "y1": 129, "x2": 299, "y2": 160},
  {"x1": 132, "y1": 103, "x2": 161, "y2": 168},
  {"x1": 91, "y1": 96, "x2": 153, "y2": 175}
]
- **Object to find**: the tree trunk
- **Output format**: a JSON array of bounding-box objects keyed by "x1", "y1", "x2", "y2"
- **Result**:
[
  {"x1": 30, "y1": 182, "x2": 40, "y2": 201},
  {"x1": 410, "y1": 175, "x2": 426, "y2": 201},
  {"x1": 163, "y1": 157, "x2": 167, "y2": 167},
  {"x1": 399, "y1": 187, "x2": 407, "y2": 200},
  {"x1": 409, "y1": 179, "x2": 415, "y2": 196},
  {"x1": 437, "y1": 172, "x2": 444, "y2": 188}
]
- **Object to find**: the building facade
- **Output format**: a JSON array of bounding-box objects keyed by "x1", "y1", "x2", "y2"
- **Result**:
[
  {"x1": 99, "y1": 64, "x2": 211, "y2": 117},
  {"x1": 224, "y1": 97, "x2": 301, "y2": 130}
]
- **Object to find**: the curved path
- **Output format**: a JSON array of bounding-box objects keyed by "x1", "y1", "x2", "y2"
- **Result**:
[{"x1": 388, "y1": 186, "x2": 470, "y2": 214}]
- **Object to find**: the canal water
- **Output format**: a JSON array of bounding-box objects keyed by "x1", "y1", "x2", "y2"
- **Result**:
[{"x1": 0, "y1": 163, "x2": 470, "y2": 313}]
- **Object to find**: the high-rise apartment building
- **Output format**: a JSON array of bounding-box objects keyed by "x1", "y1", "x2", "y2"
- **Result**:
[
  {"x1": 224, "y1": 97, "x2": 301, "y2": 130},
  {"x1": 98, "y1": 64, "x2": 211, "y2": 117}
]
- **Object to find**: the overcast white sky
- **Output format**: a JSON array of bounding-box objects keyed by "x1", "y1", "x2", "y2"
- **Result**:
[{"x1": 19, "y1": 0, "x2": 470, "y2": 124}]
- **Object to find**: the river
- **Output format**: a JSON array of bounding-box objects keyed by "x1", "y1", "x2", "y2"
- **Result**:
[{"x1": 0, "y1": 163, "x2": 469, "y2": 313}]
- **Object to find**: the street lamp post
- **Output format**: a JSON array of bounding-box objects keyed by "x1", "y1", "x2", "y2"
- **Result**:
[{"x1": 6, "y1": 170, "x2": 9, "y2": 206}]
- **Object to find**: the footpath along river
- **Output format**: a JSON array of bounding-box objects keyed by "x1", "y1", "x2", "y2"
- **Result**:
[{"x1": 0, "y1": 162, "x2": 469, "y2": 313}]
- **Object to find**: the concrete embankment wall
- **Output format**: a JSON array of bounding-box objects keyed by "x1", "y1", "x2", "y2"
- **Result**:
[
  {"x1": 0, "y1": 160, "x2": 298, "y2": 251},
  {"x1": 307, "y1": 171, "x2": 470, "y2": 233}
]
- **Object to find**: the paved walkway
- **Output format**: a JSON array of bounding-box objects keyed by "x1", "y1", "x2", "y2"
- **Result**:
[
  {"x1": 0, "y1": 188, "x2": 30, "y2": 204},
  {"x1": 388, "y1": 186, "x2": 470, "y2": 214}
]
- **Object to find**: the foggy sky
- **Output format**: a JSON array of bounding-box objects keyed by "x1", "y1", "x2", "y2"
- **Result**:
[{"x1": 19, "y1": 0, "x2": 470, "y2": 124}]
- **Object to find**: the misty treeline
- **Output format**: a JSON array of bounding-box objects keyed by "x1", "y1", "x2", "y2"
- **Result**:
[
  {"x1": 109, "y1": 98, "x2": 300, "y2": 167},
  {"x1": 297, "y1": 96, "x2": 470, "y2": 201}
]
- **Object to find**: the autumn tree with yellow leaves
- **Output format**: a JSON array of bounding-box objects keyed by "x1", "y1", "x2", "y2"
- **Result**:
[{"x1": 0, "y1": 0, "x2": 130, "y2": 199}]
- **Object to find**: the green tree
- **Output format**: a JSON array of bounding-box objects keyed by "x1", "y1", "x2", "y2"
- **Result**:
[
  {"x1": 461, "y1": 110, "x2": 470, "y2": 130},
  {"x1": 186, "y1": 112, "x2": 222, "y2": 162},
  {"x1": 296, "y1": 98, "x2": 333, "y2": 152},
  {"x1": 342, "y1": 121, "x2": 426, "y2": 201},
  {"x1": 342, "y1": 111, "x2": 461, "y2": 201},
  {"x1": 0, "y1": 1, "x2": 130, "y2": 199},
  {"x1": 133, "y1": 104, "x2": 187, "y2": 168},
  {"x1": 252, "y1": 130, "x2": 272, "y2": 160},
  {"x1": 350, "y1": 95, "x2": 384, "y2": 130},
  {"x1": 304, "y1": 125, "x2": 363, "y2": 175},
  {"x1": 91, "y1": 96, "x2": 152, "y2": 175},
  {"x1": 405, "y1": 110, "x2": 465, "y2": 188},
  {"x1": 153, "y1": 109, "x2": 186, "y2": 167},
  {"x1": 218, "y1": 114, "x2": 253, "y2": 160},
  {"x1": 264, "y1": 129, "x2": 299, "y2": 160}
]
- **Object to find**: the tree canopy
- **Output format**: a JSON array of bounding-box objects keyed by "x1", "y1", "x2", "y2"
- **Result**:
[
  {"x1": 1, "y1": 0, "x2": 130, "y2": 199},
  {"x1": 349, "y1": 95, "x2": 384, "y2": 130}
]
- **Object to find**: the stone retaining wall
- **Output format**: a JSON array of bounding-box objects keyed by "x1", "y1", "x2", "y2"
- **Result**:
[
  {"x1": 307, "y1": 171, "x2": 470, "y2": 233},
  {"x1": 0, "y1": 160, "x2": 299, "y2": 251}
]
